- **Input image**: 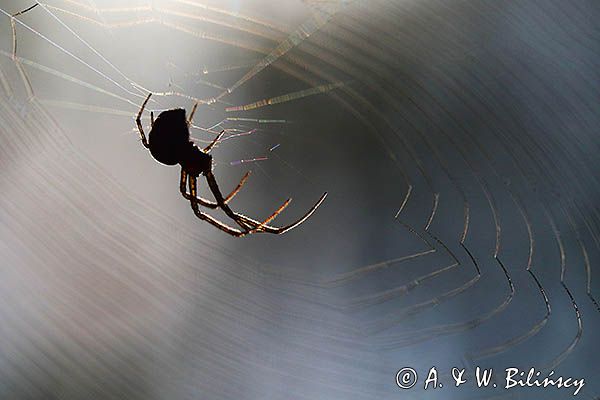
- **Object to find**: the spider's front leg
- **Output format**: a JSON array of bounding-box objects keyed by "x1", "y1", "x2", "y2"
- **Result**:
[{"x1": 135, "y1": 93, "x2": 152, "y2": 148}]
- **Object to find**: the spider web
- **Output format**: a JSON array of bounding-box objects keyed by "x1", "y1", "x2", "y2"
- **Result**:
[{"x1": 0, "y1": 1, "x2": 599, "y2": 399}]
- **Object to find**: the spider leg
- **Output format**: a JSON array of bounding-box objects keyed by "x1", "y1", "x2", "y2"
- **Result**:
[
  {"x1": 180, "y1": 168, "x2": 250, "y2": 208},
  {"x1": 180, "y1": 169, "x2": 219, "y2": 208},
  {"x1": 203, "y1": 130, "x2": 225, "y2": 153},
  {"x1": 188, "y1": 101, "x2": 199, "y2": 126},
  {"x1": 187, "y1": 173, "x2": 253, "y2": 231},
  {"x1": 247, "y1": 198, "x2": 291, "y2": 234},
  {"x1": 198, "y1": 173, "x2": 296, "y2": 235},
  {"x1": 205, "y1": 171, "x2": 326, "y2": 234},
  {"x1": 151, "y1": 111, "x2": 154, "y2": 126},
  {"x1": 263, "y1": 192, "x2": 328, "y2": 234},
  {"x1": 204, "y1": 170, "x2": 266, "y2": 230},
  {"x1": 184, "y1": 170, "x2": 326, "y2": 235},
  {"x1": 11, "y1": 4, "x2": 39, "y2": 60},
  {"x1": 188, "y1": 177, "x2": 246, "y2": 237},
  {"x1": 11, "y1": 3, "x2": 38, "y2": 18},
  {"x1": 223, "y1": 171, "x2": 251, "y2": 204},
  {"x1": 183, "y1": 169, "x2": 278, "y2": 232},
  {"x1": 136, "y1": 93, "x2": 152, "y2": 148}
]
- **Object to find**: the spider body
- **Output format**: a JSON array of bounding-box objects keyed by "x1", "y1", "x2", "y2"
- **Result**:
[
  {"x1": 135, "y1": 93, "x2": 326, "y2": 237},
  {"x1": 149, "y1": 108, "x2": 212, "y2": 176}
]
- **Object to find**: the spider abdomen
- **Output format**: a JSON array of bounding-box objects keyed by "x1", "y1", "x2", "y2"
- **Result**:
[{"x1": 148, "y1": 108, "x2": 189, "y2": 165}]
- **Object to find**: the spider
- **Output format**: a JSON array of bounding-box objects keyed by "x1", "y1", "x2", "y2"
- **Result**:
[{"x1": 135, "y1": 93, "x2": 327, "y2": 237}]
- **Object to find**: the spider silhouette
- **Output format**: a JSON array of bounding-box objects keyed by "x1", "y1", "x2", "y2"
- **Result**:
[{"x1": 135, "y1": 93, "x2": 327, "y2": 237}]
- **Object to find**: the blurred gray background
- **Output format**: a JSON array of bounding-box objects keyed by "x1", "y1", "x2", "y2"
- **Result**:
[{"x1": 0, "y1": 0, "x2": 599, "y2": 399}]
